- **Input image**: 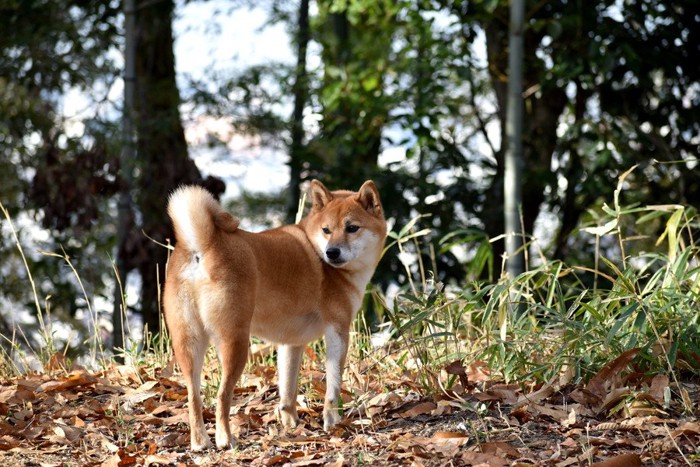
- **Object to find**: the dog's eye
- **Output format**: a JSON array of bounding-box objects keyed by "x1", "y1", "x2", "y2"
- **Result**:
[
  {"x1": 322, "y1": 227, "x2": 331, "y2": 234},
  {"x1": 346, "y1": 224, "x2": 360, "y2": 233}
]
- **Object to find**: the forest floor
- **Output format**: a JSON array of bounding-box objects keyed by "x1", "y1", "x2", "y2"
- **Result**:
[{"x1": 0, "y1": 350, "x2": 698, "y2": 467}]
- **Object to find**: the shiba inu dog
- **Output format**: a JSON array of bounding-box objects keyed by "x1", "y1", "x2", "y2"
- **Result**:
[{"x1": 163, "y1": 180, "x2": 386, "y2": 451}]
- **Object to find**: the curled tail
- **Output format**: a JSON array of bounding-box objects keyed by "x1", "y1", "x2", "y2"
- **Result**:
[{"x1": 167, "y1": 186, "x2": 239, "y2": 253}]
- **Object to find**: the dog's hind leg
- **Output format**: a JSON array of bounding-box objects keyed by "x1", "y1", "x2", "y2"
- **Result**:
[
  {"x1": 214, "y1": 328, "x2": 250, "y2": 449},
  {"x1": 170, "y1": 316, "x2": 211, "y2": 451},
  {"x1": 276, "y1": 344, "x2": 304, "y2": 428}
]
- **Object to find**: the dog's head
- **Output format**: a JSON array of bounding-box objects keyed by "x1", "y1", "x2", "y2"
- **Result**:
[{"x1": 303, "y1": 180, "x2": 387, "y2": 271}]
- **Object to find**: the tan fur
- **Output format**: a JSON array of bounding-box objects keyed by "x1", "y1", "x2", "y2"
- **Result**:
[{"x1": 163, "y1": 180, "x2": 386, "y2": 451}]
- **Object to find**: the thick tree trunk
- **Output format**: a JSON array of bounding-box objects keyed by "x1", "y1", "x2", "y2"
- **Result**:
[
  {"x1": 112, "y1": 0, "x2": 136, "y2": 356},
  {"x1": 132, "y1": 0, "x2": 202, "y2": 340}
]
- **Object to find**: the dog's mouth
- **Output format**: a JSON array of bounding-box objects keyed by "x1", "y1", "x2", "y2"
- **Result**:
[{"x1": 325, "y1": 257, "x2": 347, "y2": 267}]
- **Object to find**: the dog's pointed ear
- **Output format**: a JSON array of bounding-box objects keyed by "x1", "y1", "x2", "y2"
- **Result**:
[
  {"x1": 310, "y1": 180, "x2": 333, "y2": 211},
  {"x1": 356, "y1": 180, "x2": 383, "y2": 217}
]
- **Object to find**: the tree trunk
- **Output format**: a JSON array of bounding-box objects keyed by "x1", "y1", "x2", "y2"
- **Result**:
[
  {"x1": 287, "y1": 0, "x2": 310, "y2": 223},
  {"x1": 504, "y1": 0, "x2": 525, "y2": 279},
  {"x1": 132, "y1": 0, "x2": 202, "y2": 340},
  {"x1": 482, "y1": 19, "x2": 508, "y2": 272},
  {"x1": 482, "y1": 6, "x2": 567, "y2": 274},
  {"x1": 112, "y1": 0, "x2": 136, "y2": 356}
]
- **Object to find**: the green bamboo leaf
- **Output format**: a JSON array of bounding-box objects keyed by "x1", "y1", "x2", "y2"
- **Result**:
[{"x1": 656, "y1": 207, "x2": 683, "y2": 262}]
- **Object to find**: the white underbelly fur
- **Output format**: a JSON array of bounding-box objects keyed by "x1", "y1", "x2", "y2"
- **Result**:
[{"x1": 250, "y1": 311, "x2": 324, "y2": 346}]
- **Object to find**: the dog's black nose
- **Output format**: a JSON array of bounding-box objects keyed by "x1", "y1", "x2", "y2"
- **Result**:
[{"x1": 326, "y1": 247, "x2": 341, "y2": 260}]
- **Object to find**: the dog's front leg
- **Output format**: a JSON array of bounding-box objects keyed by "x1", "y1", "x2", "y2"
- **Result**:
[
  {"x1": 323, "y1": 325, "x2": 348, "y2": 431},
  {"x1": 277, "y1": 344, "x2": 304, "y2": 428}
]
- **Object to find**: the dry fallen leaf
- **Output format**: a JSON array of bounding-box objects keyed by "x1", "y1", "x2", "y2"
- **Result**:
[
  {"x1": 39, "y1": 370, "x2": 98, "y2": 393},
  {"x1": 591, "y1": 453, "x2": 642, "y2": 467},
  {"x1": 444, "y1": 359, "x2": 469, "y2": 389},
  {"x1": 531, "y1": 403, "x2": 570, "y2": 421},
  {"x1": 432, "y1": 431, "x2": 468, "y2": 439},
  {"x1": 672, "y1": 421, "x2": 700, "y2": 438},
  {"x1": 143, "y1": 453, "x2": 179, "y2": 467},
  {"x1": 100, "y1": 453, "x2": 121, "y2": 467},
  {"x1": 513, "y1": 382, "x2": 555, "y2": 409},
  {"x1": 481, "y1": 441, "x2": 520, "y2": 458},
  {"x1": 461, "y1": 449, "x2": 509, "y2": 466},
  {"x1": 398, "y1": 401, "x2": 437, "y2": 418},
  {"x1": 586, "y1": 348, "x2": 641, "y2": 401},
  {"x1": 467, "y1": 360, "x2": 492, "y2": 382},
  {"x1": 647, "y1": 374, "x2": 669, "y2": 404}
]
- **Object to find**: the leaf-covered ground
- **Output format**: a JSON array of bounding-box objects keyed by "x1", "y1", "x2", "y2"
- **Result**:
[{"x1": 0, "y1": 351, "x2": 698, "y2": 466}]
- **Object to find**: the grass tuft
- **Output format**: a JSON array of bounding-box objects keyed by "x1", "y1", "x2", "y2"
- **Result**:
[{"x1": 376, "y1": 191, "x2": 699, "y2": 416}]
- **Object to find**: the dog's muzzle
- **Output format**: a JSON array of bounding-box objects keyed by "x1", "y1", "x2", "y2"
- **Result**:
[{"x1": 325, "y1": 247, "x2": 345, "y2": 265}]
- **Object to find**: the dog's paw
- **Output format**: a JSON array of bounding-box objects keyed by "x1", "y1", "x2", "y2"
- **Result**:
[
  {"x1": 215, "y1": 428, "x2": 237, "y2": 450},
  {"x1": 191, "y1": 435, "x2": 214, "y2": 452},
  {"x1": 277, "y1": 404, "x2": 299, "y2": 428},
  {"x1": 323, "y1": 407, "x2": 341, "y2": 432}
]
